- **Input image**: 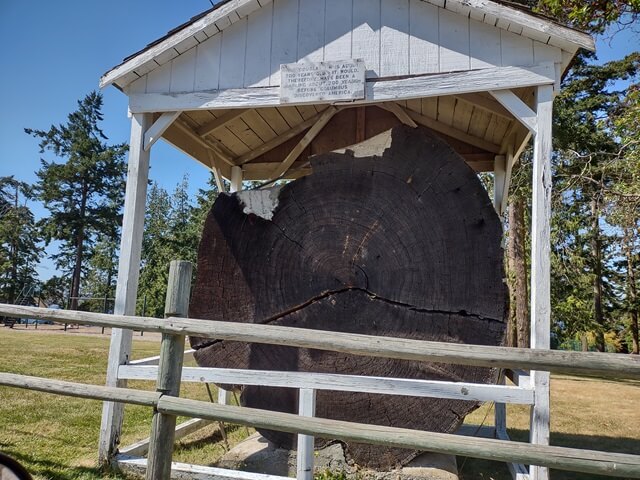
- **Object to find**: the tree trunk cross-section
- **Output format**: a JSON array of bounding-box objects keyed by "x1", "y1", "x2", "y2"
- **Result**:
[{"x1": 189, "y1": 125, "x2": 507, "y2": 469}]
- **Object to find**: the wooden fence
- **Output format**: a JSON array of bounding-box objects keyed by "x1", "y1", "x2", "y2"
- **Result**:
[{"x1": 1, "y1": 261, "x2": 639, "y2": 480}]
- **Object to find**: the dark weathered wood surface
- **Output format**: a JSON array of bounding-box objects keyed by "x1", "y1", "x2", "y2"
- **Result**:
[{"x1": 189, "y1": 125, "x2": 507, "y2": 467}]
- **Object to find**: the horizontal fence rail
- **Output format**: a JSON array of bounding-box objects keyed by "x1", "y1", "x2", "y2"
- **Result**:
[
  {"x1": 118, "y1": 365, "x2": 535, "y2": 404},
  {"x1": 1, "y1": 372, "x2": 639, "y2": 478},
  {"x1": 1, "y1": 303, "x2": 639, "y2": 379}
]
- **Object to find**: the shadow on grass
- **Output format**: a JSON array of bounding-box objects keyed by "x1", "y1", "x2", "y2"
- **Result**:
[
  {"x1": 0, "y1": 446, "x2": 116, "y2": 480},
  {"x1": 458, "y1": 429, "x2": 640, "y2": 480}
]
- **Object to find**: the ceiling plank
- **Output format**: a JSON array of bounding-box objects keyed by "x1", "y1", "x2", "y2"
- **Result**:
[
  {"x1": 196, "y1": 109, "x2": 248, "y2": 137},
  {"x1": 403, "y1": 107, "x2": 502, "y2": 153}
]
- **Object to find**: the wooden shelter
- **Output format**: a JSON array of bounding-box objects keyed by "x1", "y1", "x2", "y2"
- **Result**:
[{"x1": 98, "y1": 1, "x2": 594, "y2": 479}]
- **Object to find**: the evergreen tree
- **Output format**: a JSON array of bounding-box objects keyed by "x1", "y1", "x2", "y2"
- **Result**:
[
  {"x1": 137, "y1": 182, "x2": 173, "y2": 317},
  {"x1": 0, "y1": 177, "x2": 42, "y2": 304},
  {"x1": 26, "y1": 92, "x2": 127, "y2": 310},
  {"x1": 551, "y1": 53, "x2": 640, "y2": 351}
]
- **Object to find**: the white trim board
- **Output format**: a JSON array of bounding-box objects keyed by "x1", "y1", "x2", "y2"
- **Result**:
[
  {"x1": 117, "y1": 365, "x2": 535, "y2": 405},
  {"x1": 128, "y1": 63, "x2": 555, "y2": 113}
]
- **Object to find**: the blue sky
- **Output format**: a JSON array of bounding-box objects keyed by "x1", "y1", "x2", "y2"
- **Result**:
[{"x1": 0, "y1": 1, "x2": 636, "y2": 280}]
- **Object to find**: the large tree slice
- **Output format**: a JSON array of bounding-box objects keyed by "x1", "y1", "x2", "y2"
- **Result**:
[{"x1": 189, "y1": 126, "x2": 507, "y2": 468}]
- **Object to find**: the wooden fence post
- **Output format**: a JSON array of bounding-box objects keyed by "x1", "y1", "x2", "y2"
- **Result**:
[{"x1": 145, "y1": 260, "x2": 192, "y2": 480}]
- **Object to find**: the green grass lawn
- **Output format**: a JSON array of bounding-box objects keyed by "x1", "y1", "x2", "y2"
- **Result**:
[{"x1": 1, "y1": 328, "x2": 638, "y2": 480}]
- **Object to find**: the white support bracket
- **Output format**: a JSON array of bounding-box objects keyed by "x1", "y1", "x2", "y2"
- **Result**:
[
  {"x1": 143, "y1": 111, "x2": 181, "y2": 151},
  {"x1": 490, "y1": 90, "x2": 538, "y2": 134}
]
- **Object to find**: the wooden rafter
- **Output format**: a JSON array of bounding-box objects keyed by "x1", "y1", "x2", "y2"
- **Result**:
[
  {"x1": 172, "y1": 119, "x2": 236, "y2": 167},
  {"x1": 236, "y1": 107, "x2": 334, "y2": 166},
  {"x1": 196, "y1": 109, "x2": 247, "y2": 137},
  {"x1": 402, "y1": 107, "x2": 502, "y2": 154},
  {"x1": 381, "y1": 103, "x2": 418, "y2": 128},
  {"x1": 453, "y1": 93, "x2": 513, "y2": 121},
  {"x1": 269, "y1": 106, "x2": 338, "y2": 181}
]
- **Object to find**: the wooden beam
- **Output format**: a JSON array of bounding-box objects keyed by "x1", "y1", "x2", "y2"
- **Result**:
[
  {"x1": 404, "y1": 108, "x2": 502, "y2": 153},
  {"x1": 493, "y1": 155, "x2": 507, "y2": 214},
  {"x1": 208, "y1": 151, "x2": 227, "y2": 193},
  {"x1": 146, "y1": 261, "x2": 192, "y2": 480},
  {"x1": 355, "y1": 107, "x2": 366, "y2": 143},
  {"x1": 120, "y1": 418, "x2": 212, "y2": 457},
  {"x1": 490, "y1": 90, "x2": 538, "y2": 134},
  {"x1": 128, "y1": 64, "x2": 556, "y2": 113},
  {"x1": 99, "y1": 112, "x2": 153, "y2": 467},
  {"x1": 230, "y1": 166, "x2": 243, "y2": 192},
  {"x1": 162, "y1": 124, "x2": 232, "y2": 180},
  {"x1": 143, "y1": 111, "x2": 180, "y2": 151},
  {"x1": 242, "y1": 161, "x2": 311, "y2": 180},
  {"x1": 196, "y1": 109, "x2": 247, "y2": 137},
  {"x1": 381, "y1": 102, "x2": 418, "y2": 128},
  {"x1": 3, "y1": 370, "x2": 639, "y2": 477},
  {"x1": 4, "y1": 304, "x2": 639, "y2": 379},
  {"x1": 118, "y1": 365, "x2": 535, "y2": 404},
  {"x1": 236, "y1": 109, "x2": 332, "y2": 166},
  {"x1": 269, "y1": 106, "x2": 338, "y2": 181},
  {"x1": 501, "y1": 146, "x2": 515, "y2": 215},
  {"x1": 454, "y1": 93, "x2": 513, "y2": 121},
  {"x1": 172, "y1": 119, "x2": 236, "y2": 167},
  {"x1": 529, "y1": 84, "x2": 554, "y2": 480}
]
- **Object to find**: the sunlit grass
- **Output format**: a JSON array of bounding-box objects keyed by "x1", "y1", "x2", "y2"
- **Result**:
[{"x1": 1, "y1": 328, "x2": 638, "y2": 480}]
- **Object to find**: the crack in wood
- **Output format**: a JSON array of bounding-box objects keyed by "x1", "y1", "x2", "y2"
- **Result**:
[{"x1": 192, "y1": 287, "x2": 502, "y2": 352}]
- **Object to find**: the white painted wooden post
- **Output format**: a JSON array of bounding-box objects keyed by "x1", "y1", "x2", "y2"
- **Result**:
[
  {"x1": 230, "y1": 165, "x2": 243, "y2": 193},
  {"x1": 493, "y1": 154, "x2": 506, "y2": 214},
  {"x1": 529, "y1": 84, "x2": 553, "y2": 480},
  {"x1": 297, "y1": 388, "x2": 316, "y2": 480},
  {"x1": 494, "y1": 374, "x2": 507, "y2": 438},
  {"x1": 217, "y1": 388, "x2": 232, "y2": 405},
  {"x1": 99, "y1": 112, "x2": 153, "y2": 467}
]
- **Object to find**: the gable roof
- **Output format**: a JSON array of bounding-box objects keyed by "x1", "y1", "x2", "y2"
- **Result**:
[{"x1": 100, "y1": 0, "x2": 594, "y2": 91}]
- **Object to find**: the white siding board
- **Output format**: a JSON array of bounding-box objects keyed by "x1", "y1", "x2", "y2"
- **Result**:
[
  {"x1": 352, "y1": 0, "x2": 381, "y2": 78},
  {"x1": 501, "y1": 29, "x2": 534, "y2": 67},
  {"x1": 146, "y1": 61, "x2": 172, "y2": 93},
  {"x1": 127, "y1": 75, "x2": 147, "y2": 95},
  {"x1": 470, "y1": 19, "x2": 501, "y2": 69},
  {"x1": 533, "y1": 41, "x2": 562, "y2": 64},
  {"x1": 438, "y1": 8, "x2": 470, "y2": 72},
  {"x1": 220, "y1": 18, "x2": 248, "y2": 89},
  {"x1": 298, "y1": 0, "x2": 326, "y2": 63},
  {"x1": 170, "y1": 47, "x2": 196, "y2": 93},
  {"x1": 324, "y1": 0, "x2": 353, "y2": 61},
  {"x1": 119, "y1": 0, "x2": 567, "y2": 94},
  {"x1": 155, "y1": 47, "x2": 179, "y2": 65},
  {"x1": 409, "y1": 0, "x2": 439, "y2": 74},
  {"x1": 381, "y1": 0, "x2": 409, "y2": 77},
  {"x1": 194, "y1": 30, "x2": 209, "y2": 43},
  {"x1": 195, "y1": 35, "x2": 222, "y2": 91},
  {"x1": 270, "y1": 0, "x2": 300, "y2": 85},
  {"x1": 245, "y1": 3, "x2": 274, "y2": 87}
]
